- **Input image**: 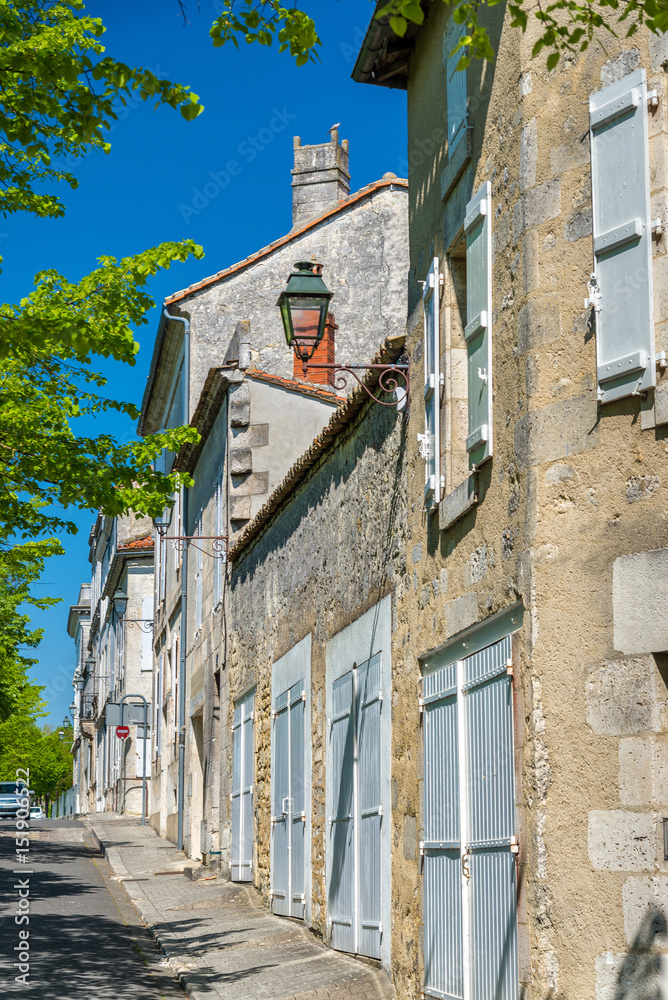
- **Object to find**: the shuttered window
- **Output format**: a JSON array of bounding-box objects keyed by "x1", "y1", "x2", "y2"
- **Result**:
[
  {"x1": 231, "y1": 691, "x2": 254, "y2": 882},
  {"x1": 422, "y1": 634, "x2": 518, "y2": 1000},
  {"x1": 213, "y1": 467, "x2": 224, "y2": 608},
  {"x1": 271, "y1": 681, "x2": 306, "y2": 919},
  {"x1": 328, "y1": 653, "x2": 383, "y2": 960},
  {"x1": 589, "y1": 68, "x2": 655, "y2": 403},
  {"x1": 194, "y1": 509, "x2": 203, "y2": 632},
  {"x1": 140, "y1": 595, "x2": 153, "y2": 671},
  {"x1": 444, "y1": 18, "x2": 467, "y2": 153},
  {"x1": 421, "y1": 257, "x2": 442, "y2": 510},
  {"x1": 465, "y1": 182, "x2": 493, "y2": 468}
]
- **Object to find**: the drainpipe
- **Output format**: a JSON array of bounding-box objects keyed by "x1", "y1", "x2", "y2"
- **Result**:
[{"x1": 163, "y1": 307, "x2": 189, "y2": 853}]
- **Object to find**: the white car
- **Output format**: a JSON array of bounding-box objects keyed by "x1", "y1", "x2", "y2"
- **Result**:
[{"x1": 29, "y1": 805, "x2": 44, "y2": 820}]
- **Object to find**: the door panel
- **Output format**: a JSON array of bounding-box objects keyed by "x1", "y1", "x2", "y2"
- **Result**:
[
  {"x1": 329, "y1": 671, "x2": 355, "y2": 955},
  {"x1": 231, "y1": 693, "x2": 254, "y2": 882},
  {"x1": 357, "y1": 654, "x2": 382, "y2": 960},
  {"x1": 271, "y1": 693, "x2": 290, "y2": 915},
  {"x1": 289, "y1": 682, "x2": 305, "y2": 918}
]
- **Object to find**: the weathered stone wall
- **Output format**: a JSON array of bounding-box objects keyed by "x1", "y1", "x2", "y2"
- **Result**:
[
  {"x1": 395, "y1": 5, "x2": 668, "y2": 999},
  {"x1": 226, "y1": 398, "x2": 408, "y2": 949}
]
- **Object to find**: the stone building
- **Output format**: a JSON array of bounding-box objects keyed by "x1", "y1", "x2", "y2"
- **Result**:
[
  {"x1": 349, "y1": 4, "x2": 668, "y2": 1000},
  {"x1": 76, "y1": 513, "x2": 154, "y2": 815},
  {"x1": 141, "y1": 133, "x2": 409, "y2": 852},
  {"x1": 68, "y1": 583, "x2": 92, "y2": 814}
]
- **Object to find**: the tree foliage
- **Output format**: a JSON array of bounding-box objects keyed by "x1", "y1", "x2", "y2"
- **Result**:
[
  {"x1": 202, "y1": 0, "x2": 668, "y2": 71},
  {"x1": 0, "y1": 717, "x2": 73, "y2": 803}
]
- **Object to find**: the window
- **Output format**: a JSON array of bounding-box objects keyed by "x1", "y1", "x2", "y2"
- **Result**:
[
  {"x1": 420, "y1": 257, "x2": 443, "y2": 510},
  {"x1": 589, "y1": 68, "x2": 655, "y2": 403},
  {"x1": 421, "y1": 633, "x2": 518, "y2": 1000},
  {"x1": 194, "y1": 509, "x2": 203, "y2": 632},
  {"x1": 444, "y1": 17, "x2": 467, "y2": 154},
  {"x1": 214, "y1": 466, "x2": 224, "y2": 608},
  {"x1": 464, "y1": 182, "x2": 493, "y2": 467},
  {"x1": 173, "y1": 489, "x2": 181, "y2": 570}
]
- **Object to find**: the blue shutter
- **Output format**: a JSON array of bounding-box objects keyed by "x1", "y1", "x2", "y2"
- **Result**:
[
  {"x1": 464, "y1": 636, "x2": 517, "y2": 1000},
  {"x1": 357, "y1": 654, "x2": 382, "y2": 960},
  {"x1": 444, "y1": 19, "x2": 467, "y2": 153},
  {"x1": 289, "y1": 681, "x2": 306, "y2": 918},
  {"x1": 271, "y1": 691, "x2": 290, "y2": 915},
  {"x1": 422, "y1": 257, "x2": 442, "y2": 509},
  {"x1": 465, "y1": 183, "x2": 493, "y2": 468},
  {"x1": 231, "y1": 693, "x2": 254, "y2": 882},
  {"x1": 422, "y1": 660, "x2": 463, "y2": 1000},
  {"x1": 589, "y1": 69, "x2": 655, "y2": 403},
  {"x1": 329, "y1": 671, "x2": 355, "y2": 954}
]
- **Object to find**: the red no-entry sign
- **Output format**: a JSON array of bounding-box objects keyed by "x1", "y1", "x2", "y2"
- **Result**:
[{"x1": 116, "y1": 725, "x2": 130, "y2": 739}]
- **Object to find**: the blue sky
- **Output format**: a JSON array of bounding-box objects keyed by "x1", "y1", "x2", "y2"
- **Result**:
[{"x1": 5, "y1": 1, "x2": 408, "y2": 727}]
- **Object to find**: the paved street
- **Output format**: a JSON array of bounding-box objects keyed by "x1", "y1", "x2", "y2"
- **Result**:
[
  {"x1": 92, "y1": 815, "x2": 395, "y2": 1000},
  {"x1": 0, "y1": 818, "x2": 184, "y2": 998}
]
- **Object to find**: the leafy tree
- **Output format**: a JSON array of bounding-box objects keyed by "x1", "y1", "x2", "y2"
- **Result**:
[
  {"x1": 0, "y1": 536, "x2": 58, "y2": 724},
  {"x1": 205, "y1": 0, "x2": 668, "y2": 71},
  {"x1": 0, "y1": 717, "x2": 73, "y2": 808}
]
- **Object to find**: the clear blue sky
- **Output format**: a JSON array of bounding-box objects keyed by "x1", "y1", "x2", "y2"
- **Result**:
[{"x1": 4, "y1": 1, "x2": 407, "y2": 728}]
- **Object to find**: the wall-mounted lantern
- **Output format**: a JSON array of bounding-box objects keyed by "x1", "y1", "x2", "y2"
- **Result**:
[
  {"x1": 112, "y1": 587, "x2": 153, "y2": 633},
  {"x1": 153, "y1": 501, "x2": 227, "y2": 561},
  {"x1": 276, "y1": 260, "x2": 333, "y2": 363},
  {"x1": 278, "y1": 260, "x2": 409, "y2": 408}
]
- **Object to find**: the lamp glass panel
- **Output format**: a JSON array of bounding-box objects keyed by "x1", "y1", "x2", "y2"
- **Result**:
[{"x1": 289, "y1": 296, "x2": 325, "y2": 353}]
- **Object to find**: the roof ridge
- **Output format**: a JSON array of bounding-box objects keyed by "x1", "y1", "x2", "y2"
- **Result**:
[
  {"x1": 245, "y1": 368, "x2": 345, "y2": 403},
  {"x1": 165, "y1": 177, "x2": 408, "y2": 305}
]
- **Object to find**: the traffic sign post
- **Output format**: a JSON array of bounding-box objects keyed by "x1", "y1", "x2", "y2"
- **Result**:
[{"x1": 116, "y1": 725, "x2": 130, "y2": 739}]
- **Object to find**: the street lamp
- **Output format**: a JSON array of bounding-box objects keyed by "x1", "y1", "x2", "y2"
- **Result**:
[
  {"x1": 112, "y1": 588, "x2": 128, "y2": 618},
  {"x1": 75, "y1": 674, "x2": 84, "y2": 692},
  {"x1": 152, "y1": 503, "x2": 173, "y2": 539},
  {"x1": 277, "y1": 260, "x2": 410, "y2": 408},
  {"x1": 277, "y1": 260, "x2": 333, "y2": 365},
  {"x1": 64, "y1": 711, "x2": 73, "y2": 726}
]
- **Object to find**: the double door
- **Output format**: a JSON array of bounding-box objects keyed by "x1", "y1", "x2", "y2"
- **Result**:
[
  {"x1": 422, "y1": 634, "x2": 518, "y2": 1000},
  {"x1": 271, "y1": 680, "x2": 306, "y2": 919},
  {"x1": 329, "y1": 653, "x2": 383, "y2": 960},
  {"x1": 230, "y1": 691, "x2": 254, "y2": 882}
]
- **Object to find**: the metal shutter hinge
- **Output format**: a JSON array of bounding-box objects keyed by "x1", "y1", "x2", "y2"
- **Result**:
[
  {"x1": 584, "y1": 273, "x2": 601, "y2": 312},
  {"x1": 506, "y1": 659, "x2": 514, "y2": 677},
  {"x1": 301, "y1": 690, "x2": 306, "y2": 701},
  {"x1": 653, "y1": 218, "x2": 664, "y2": 239},
  {"x1": 657, "y1": 352, "x2": 667, "y2": 372},
  {"x1": 648, "y1": 89, "x2": 659, "y2": 108},
  {"x1": 510, "y1": 836, "x2": 520, "y2": 855}
]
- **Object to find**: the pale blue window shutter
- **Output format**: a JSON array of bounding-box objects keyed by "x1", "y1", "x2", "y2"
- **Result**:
[
  {"x1": 195, "y1": 510, "x2": 203, "y2": 631},
  {"x1": 140, "y1": 595, "x2": 153, "y2": 671},
  {"x1": 271, "y1": 691, "x2": 290, "y2": 915},
  {"x1": 289, "y1": 681, "x2": 306, "y2": 918},
  {"x1": 421, "y1": 257, "x2": 442, "y2": 509},
  {"x1": 465, "y1": 182, "x2": 493, "y2": 467},
  {"x1": 329, "y1": 671, "x2": 355, "y2": 954},
  {"x1": 231, "y1": 692, "x2": 254, "y2": 882},
  {"x1": 213, "y1": 469, "x2": 224, "y2": 607},
  {"x1": 357, "y1": 654, "x2": 382, "y2": 960},
  {"x1": 589, "y1": 68, "x2": 655, "y2": 403},
  {"x1": 422, "y1": 660, "x2": 463, "y2": 1000},
  {"x1": 464, "y1": 636, "x2": 518, "y2": 1000},
  {"x1": 444, "y1": 19, "x2": 467, "y2": 153}
]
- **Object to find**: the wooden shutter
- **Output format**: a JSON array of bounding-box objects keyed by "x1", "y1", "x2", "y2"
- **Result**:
[
  {"x1": 329, "y1": 671, "x2": 355, "y2": 954},
  {"x1": 422, "y1": 660, "x2": 463, "y2": 1000},
  {"x1": 444, "y1": 18, "x2": 467, "y2": 153},
  {"x1": 589, "y1": 68, "x2": 655, "y2": 403},
  {"x1": 422, "y1": 635, "x2": 518, "y2": 1000},
  {"x1": 465, "y1": 182, "x2": 493, "y2": 468},
  {"x1": 289, "y1": 681, "x2": 306, "y2": 918},
  {"x1": 422, "y1": 257, "x2": 442, "y2": 509},
  {"x1": 140, "y1": 595, "x2": 153, "y2": 671},
  {"x1": 231, "y1": 692, "x2": 254, "y2": 882},
  {"x1": 357, "y1": 654, "x2": 383, "y2": 960},
  {"x1": 271, "y1": 691, "x2": 290, "y2": 915}
]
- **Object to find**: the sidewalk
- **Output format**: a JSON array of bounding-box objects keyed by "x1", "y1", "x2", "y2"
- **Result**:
[{"x1": 89, "y1": 815, "x2": 395, "y2": 1000}]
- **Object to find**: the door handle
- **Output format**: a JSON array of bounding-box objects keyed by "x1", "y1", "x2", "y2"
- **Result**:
[{"x1": 462, "y1": 850, "x2": 471, "y2": 880}]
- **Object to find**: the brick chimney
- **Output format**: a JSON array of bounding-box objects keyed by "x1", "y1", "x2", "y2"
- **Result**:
[
  {"x1": 291, "y1": 129, "x2": 350, "y2": 228},
  {"x1": 294, "y1": 313, "x2": 337, "y2": 386}
]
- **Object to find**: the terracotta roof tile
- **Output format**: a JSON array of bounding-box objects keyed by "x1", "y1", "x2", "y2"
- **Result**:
[
  {"x1": 245, "y1": 369, "x2": 345, "y2": 404},
  {"x1": 165, "y1": 177, "x2": 408, "y2": 305},
  {"x1": 117, "y1": 533, "x2": 154, "y2": 551}
]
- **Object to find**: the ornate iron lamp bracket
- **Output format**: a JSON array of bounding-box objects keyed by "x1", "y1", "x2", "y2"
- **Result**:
[
  {"x1": 117, "y1": 618, "x2": 154, "y2": 633},
  {"x1": 298, "y1": 360, "x2": 410, "y2": 409},
  {"x1": 163, "y1": 535, "x2": 229, "y2": 561}
]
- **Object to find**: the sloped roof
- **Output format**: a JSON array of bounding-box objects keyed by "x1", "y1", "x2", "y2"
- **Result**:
[
  {"x1": 117, "y1": 534, "x2": 154, "y2": 551},
  {"x1": 228, "y1": 334, "x2": 406, "y2": 562},
  {"x1": 245, "y1": 369, "x2": 344, "y2": 405},
  {"x1": 165, "y1": 176, "x2": 407, "y2": 305}
]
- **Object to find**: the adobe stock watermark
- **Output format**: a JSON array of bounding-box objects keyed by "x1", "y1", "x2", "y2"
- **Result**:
[
  {"x1": 13, "y1": 769, "x2": 32, "y2": 988},
  {"x1": 178, "y1": 106, "x2": 296, "y2": 223}
]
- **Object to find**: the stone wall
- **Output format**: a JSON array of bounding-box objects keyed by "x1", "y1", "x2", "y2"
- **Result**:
[{"x1": 394, "y1": 5, "x2": 668, "y2": 998}]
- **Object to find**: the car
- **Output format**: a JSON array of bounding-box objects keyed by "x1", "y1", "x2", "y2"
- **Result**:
[
  {"x1": 0, "y1": 781, "x2": 28, "y2": 820},
  {"x1": 29, "y1": 805, "x2": 44, "y2": 820}
]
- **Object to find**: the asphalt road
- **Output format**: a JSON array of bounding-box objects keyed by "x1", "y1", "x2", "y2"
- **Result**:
[{"x1": 0, "y1": 818, "x2": 185, "y2": 999}]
